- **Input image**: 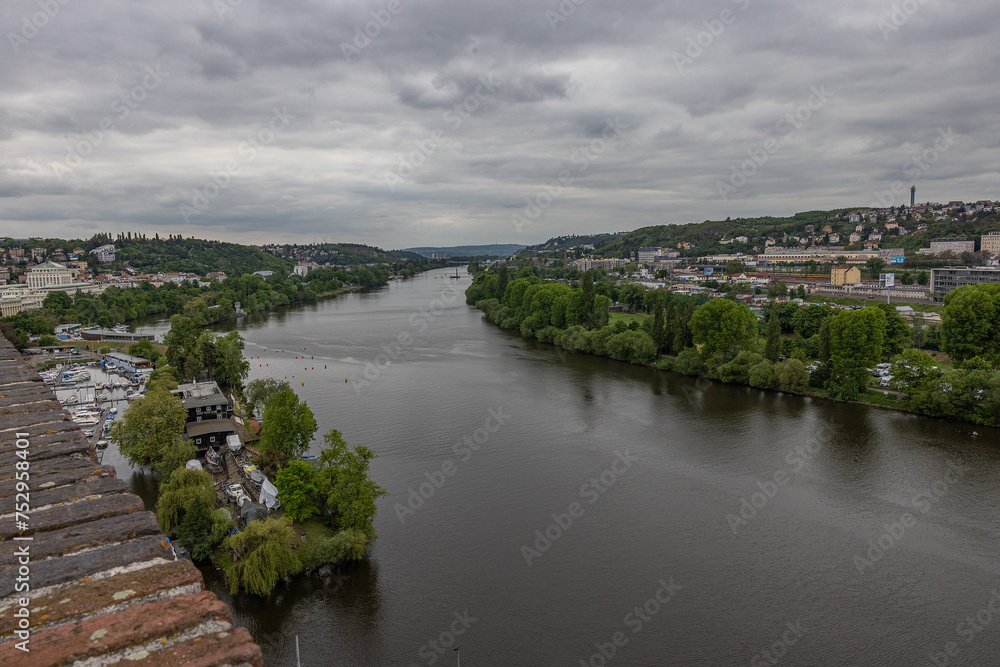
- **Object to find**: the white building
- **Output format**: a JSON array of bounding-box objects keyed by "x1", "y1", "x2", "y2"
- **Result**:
[
  {"x1": 27, "y1": 261, "x2": 74, "y2": 289},
  {"x1": 90, "y1": 244, "x2": 116, "y2": 263}
]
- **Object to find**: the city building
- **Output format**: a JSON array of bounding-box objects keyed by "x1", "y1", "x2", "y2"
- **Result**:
[
  {"x1": 89, "y1": 244, "x2": 116, "y2": 263},
  {"x1": 981, "y1": 232, "x2": 1000, "y2": 257},
  {"x1": 930, "y1": 266, "x2": 1000, "y2": 299},
  {"x1": 636, "y1": 247, "x2": 660, "y2": 264},
  {"x1": 293, "y1": 261, "x2": 320, "y2": 277},
  {"x1": 929, "y1": 237, "x2": 976, "y2": 255},
  {"x1": 26, "y1": 261, "x2": 73, "y2": 289},
  {"x1": 831, "y1": 265, "x2": 861, "y2": 285}
]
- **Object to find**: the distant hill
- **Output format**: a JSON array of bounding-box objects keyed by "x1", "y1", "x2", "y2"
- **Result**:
[{"x1": 401, "y1": 244, "x2": 525, "y2": 258}]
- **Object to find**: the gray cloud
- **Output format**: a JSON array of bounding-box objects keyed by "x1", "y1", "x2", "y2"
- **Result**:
[{"x1": 0, "y1": 0, "x2": 997, "y2": 247}]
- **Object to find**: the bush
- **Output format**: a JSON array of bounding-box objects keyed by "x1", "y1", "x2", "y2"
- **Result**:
[
  {"x1": 717, "y1": 351, "x2": 764, "y2": 384},
  {"x1": 176, "y1": 496, "x2": 217, "y2": 560},
  {"x1": 673, "y1": 347, "x2": 706, "y2": 376},
  {"x1": 605, "y1": 330, "x2": 657, "y2": 365},
  {"x1": 775, "y1": 359, "x2": 809, "y2": 393},
  {"x1": 308, "y1": 529, "x2": 368, "y2": 565},
  {"x1": 748, "y1": 360, "x2": 776, "y2": 389}
]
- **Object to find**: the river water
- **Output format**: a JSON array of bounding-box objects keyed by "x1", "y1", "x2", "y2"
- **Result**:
[{"x1": 124, "y1": 268, "x2": 1000, "y2": 666}]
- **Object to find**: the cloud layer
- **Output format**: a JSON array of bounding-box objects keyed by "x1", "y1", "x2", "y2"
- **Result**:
[{"x1": 1, "y1": 0, "x2": 997, "y2": 247}]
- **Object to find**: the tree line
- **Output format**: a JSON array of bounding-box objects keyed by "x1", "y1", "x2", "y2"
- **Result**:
[{"x1": 466, "y1": 268, "x2": 1000, "y2": 427}]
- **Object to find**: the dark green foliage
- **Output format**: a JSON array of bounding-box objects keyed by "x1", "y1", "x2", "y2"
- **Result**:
[
  {"x1": 764, "y1": 309, "x2": 781, "y2": 362},
  {"x1": 223, "y1": 517, "x2": 301, "y2": 596},
  {"x1": 156, "y1": 468, "x2": 215, "y2": 534},
  {"x1": 259, "y1": 389, "x2": 318, "y2": 471},
  {"x1": 176, "y1": 496, "x2": 217, "y2": 561},
  {"x1": 275, "y1": 460, "x2": 320, "y2": 523},
  {"x1": 316, "y1": 429, "x2": 387, "y2": 538}
]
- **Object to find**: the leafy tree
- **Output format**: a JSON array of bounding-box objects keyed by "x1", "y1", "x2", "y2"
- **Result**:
[
  {"x1": 128, "y1": 338, "x2": 160, "y2": 363},
  {"x1": 308, "y1": 529, "x2": 368, "y2": 564},
  {"x1": 245, "y1": 378, "x2": 292, "y2": 418},
  {"x1": 580, "y1": 270, "x2": 596, "y2": 328},
  {"x1": 718, "y1": 351, "x2": 765, "y2": 384},
  {"x1": 888, "y1": 348, "x2": 941, "y2": 394},
  {"x1": 110, "y1": 387, "x2": 191, "y2": 473},
  {"x1": 940, "y1": 284, "x2": 1000, "y2": 366},
  {"x1": 689, "y1": 299, "x2": 758, "y2": 364},
  {"x1": 793, "y1": 304, "x2": 833, "y2": 338},
  {"x1": 147, "y1": 365, "x2": 180, "y2": 393},
  {"x1": 764, "y1": 309, "x2": 781, "y2": 362},
  {"x1": 223, "y1": 516, "x2": 301, "y2": 596},
  {"x1": 176, "y1": 495, "x2": 218, "y2": 560},
  {"x1": 767, "y1": 281, "x2": 788, "y2": 299},
  {"x1": 775, "y1": 359, "x2": 809, "y2": 393},
  {"x1": 259, "y1": 389, "x2": 318, "y2": 471},
  {"x1": 316, "y1": 429, "x2": 387, "y2": 538},
  {"x1": 43, "y1": 290, "x2": 73, "y2": 315},
  {"x1": 214, "y1": 331, "x2": 250, "y2": 394},
  {"x1": 826, "y1": 307, "x2": 887, "y2": 400},
  {"x1": 865, "y1": 258, "x2": 886, "y2": 280},
  {"x1": 673, "y1": 347, "x2": 706, "y2": 376},
  {"x1": 748, "y1": 360, "x2": 777, "y2": 389},
  {"x1": 0, "y1": 321, "x2": 27, "y2": 349},
  {"x1": 156, "y1": 467, "x2": 215, "y2": 534},
  {"x1": 605, "y1": 330, "x2": 657, "y2": 364},
  {"x1": 275, "y1": 460, "x2": 320, "y2": 522},
  {"x1": 917, "y1": 271, "x2": 929, "y2": 286},
  {"x1": 37, "y1": 334, "x2": 58, "y2": 347},
  {"x1": 873, "y1": 303, "x2": 912, "y2": 357}
]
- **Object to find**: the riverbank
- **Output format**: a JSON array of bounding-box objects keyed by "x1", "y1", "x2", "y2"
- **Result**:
[{"x1": 464, "y1": 270, "x2": 999, "y2": 429}]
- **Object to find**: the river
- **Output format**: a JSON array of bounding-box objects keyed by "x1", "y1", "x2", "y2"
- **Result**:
[{"x1": 120, "y1": 268, "x2": 1000, "y2": 666}]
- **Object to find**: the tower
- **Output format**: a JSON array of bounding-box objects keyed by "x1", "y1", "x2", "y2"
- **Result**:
[{"x1": 910, "y1": 186, "x2": 915, "y2": 207}]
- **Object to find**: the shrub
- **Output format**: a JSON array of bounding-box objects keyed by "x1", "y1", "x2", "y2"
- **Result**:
[
  {"x1": 748, "y1": 360, "x2": 776, "y2": 389},
  {"x1": 673, "y1": 347, "x2": 706, "y2": 376}
]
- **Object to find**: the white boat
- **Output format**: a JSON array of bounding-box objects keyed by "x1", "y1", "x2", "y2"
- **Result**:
[
  {"x1": 73, "y1": 416, "x2": 100, "y2": 426},
  {"x1": 62, "y1": 395, "x2": 79, "y2": 405},
  {"x1": 125, "y1": 389, "x2": 138, "y2": 400}
]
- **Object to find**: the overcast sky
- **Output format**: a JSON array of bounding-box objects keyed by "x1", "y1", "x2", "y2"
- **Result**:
[{"x1": 1, "y1": 0, "x2": 998, "y2": 248}]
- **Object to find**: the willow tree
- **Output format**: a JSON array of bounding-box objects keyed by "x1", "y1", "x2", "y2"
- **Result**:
[{"x1": 223, "y1": 517, "x2": 301, "y2": 596}]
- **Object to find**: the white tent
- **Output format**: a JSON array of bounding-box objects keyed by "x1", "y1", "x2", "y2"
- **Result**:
[{"x1": 259, "y1": 478, "x2": 280, "y2": 510}]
